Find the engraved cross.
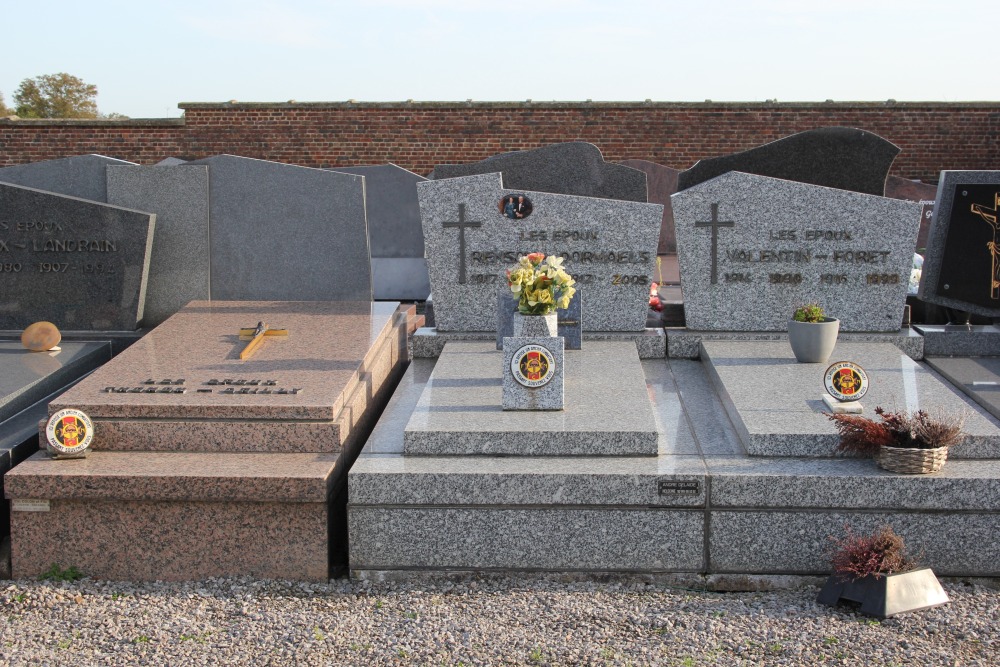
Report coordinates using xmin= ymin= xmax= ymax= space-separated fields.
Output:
xmin=443 ymin=203 xmax=483 ymax=284
xmin=695 ymin=203 xmax=735 ymax=285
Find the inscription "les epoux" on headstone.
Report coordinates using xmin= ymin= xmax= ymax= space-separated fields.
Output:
xmin=0 ymin=182 xmax=155 ymax=331
xmin=672 ymin=172 xmax=921 ymax=332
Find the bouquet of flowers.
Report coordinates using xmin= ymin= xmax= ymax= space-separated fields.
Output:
xmin=506 ymin=253 xmax=577 ymax=315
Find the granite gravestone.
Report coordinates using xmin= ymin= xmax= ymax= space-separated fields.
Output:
xmin=672 ymin=172 xmax=921 ymax=332
xmin=331 ymin=164 xmax=429 ymax=300
xmin=107 ymin=165 xmax=210 ymax=327
xmin=432 ymin=142 xmax=648 ymax=203
xmin=7 ymin=300 xmax=413 ymax=581
xmin=677 ymin=127 xmax=900 ymax=197
xmin=0 ymin=154 xmax=136 ymax=202
xmin=418 ymin=173 xmax=662 ymax=332
xmin=918 ymin=171 xmax=1000 ymax=317
xmin=185 ymin=155 xmax=372 ymax=301
xmin=620 ymin=159 xmax=680 ymax=254
xmin=885 ymin=176 xmax=937 ymax=252
xmin=0 ymin=183 xmax=155 ymax=330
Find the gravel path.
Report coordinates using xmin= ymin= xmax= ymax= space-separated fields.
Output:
xmin=0 ymin=576 xmax=996 ymax=666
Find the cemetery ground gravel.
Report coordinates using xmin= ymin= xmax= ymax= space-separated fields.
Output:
xmin=0 ymin=577 xmax=996 ymax=666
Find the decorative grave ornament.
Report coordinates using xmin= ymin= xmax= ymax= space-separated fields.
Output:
xmin=45 ymin=408 xmax=94 ymax=459
xmin=502 ymin=337 xmax=564 ymax=410
xmin=822 ymin=361 xmax=869 ymax=413
xmin=238 ymin=321 xmax=289 ymax=360
xmin=21 ymin=321 xmax=61 ymax=352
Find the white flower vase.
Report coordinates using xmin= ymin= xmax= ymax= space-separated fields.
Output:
xmin=513 ymin=312 xmax=558 ymax=338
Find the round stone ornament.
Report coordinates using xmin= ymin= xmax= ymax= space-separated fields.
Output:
xmin=510 ymin=344 xmax=556 ymax=388
xmin=21 ymin=321 xmax=61 ymax=352
xmin=45 ymin=409 xmax=94 ymax=456
xmin=824 ymin=361 xmax=869 ymax=402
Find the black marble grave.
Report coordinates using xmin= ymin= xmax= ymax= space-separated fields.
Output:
xmin=676 ymin=127 xmax=900 ymax=196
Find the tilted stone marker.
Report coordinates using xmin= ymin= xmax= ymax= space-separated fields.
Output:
xmin=918 ymin=171 xmax=1000 ymax=317
xmin=419 ymin=173 xmax=662 ymax=332
xmin=677 ymin=127 xmax=900 ymax=197
xmin=106 ymin=165 xmax=210 ymax=327
xmin=186 ymin=155 xmax=372 ymax=301
xmin=332 ymin=164 xmax=429 ymax=301
xmin=0 ymin=182 xmax=155 ymax=331
xmin=620 ymin=159 xmax=680 ymax=254
xmin=432 ymin=142 xmax=648 ymax=203
xmin=0 ymin=154 xmax=136 ymax=202
xmin=672 ymin=172 xmax=921 ymax=332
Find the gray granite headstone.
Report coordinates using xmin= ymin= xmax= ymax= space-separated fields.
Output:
xmin=677 ymin=127 xmax=900 ymax=197
xmin=106 ymin=165 xmax=210 ymax=327
xmin=0 ymin=182 xmax=155 ymax=330
xmin=432 ymin=142 xmax=648 ymax=203
xmin=419 ymin=173 xmax=662 ymax=332
xmin=496 ymin=287 xmax=582 ymax=350
xmin=331 ymin=164 xmax=429 ymax=300
xmin=620 ymin=159 xmax=680 ymax=254
xmin=156 ymin=158 xmax=188 ymax=166
xmin=186 ymin=155 xmax=372 ymax=301
xmin=0 ymin=154 xmax=136 ymax=202
xmin=918 ymin=171 xmax=1000 ymax=317
xmin=672 ymin=172 xmax=921 ymax=332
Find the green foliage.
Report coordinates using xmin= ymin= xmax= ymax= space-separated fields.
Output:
xmin=792 ymin=303 xmax=826 ymax=323
xmin=38 ymin=563 xmax=83 ymax=582
xmin=14 ymin=73 xmax=99 ymax=119
xmin=0 ymin=91 xmax=13 ymax=117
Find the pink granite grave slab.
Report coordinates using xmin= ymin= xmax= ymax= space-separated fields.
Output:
xmin=44 ymin=301 xmax=404 ymax=452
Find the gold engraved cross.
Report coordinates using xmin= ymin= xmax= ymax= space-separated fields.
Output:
xmin=970 ymin=192 xmax=1000 ymax=300
xmin=238 ymin=321 xmax=288 ymax=360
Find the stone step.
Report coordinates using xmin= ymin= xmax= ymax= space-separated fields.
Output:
xmin=701 ymin=340 xmax=1000 ymax=458
xmin=5 ymin=450 xmax=338 ymax=581
xmin=41 ymin=303 xmax=414 ymax=453
xmin=402 ymin=342 xmax=659 ymax=456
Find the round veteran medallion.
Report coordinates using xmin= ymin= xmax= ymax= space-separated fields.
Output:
xmin=45 ymin=409 xmax=94 ymax=455
xmin=510 ymin=344 xmax=556 ymax=388
xmin=824 ymin=361 xmax=869 ymax=402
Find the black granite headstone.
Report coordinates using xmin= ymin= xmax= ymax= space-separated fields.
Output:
xmin=919 ymin=171 xmax=1000 ymax=317
xmin=676 ymin=127 xmax=900 ymax=196
xmin=0 ymin=183 xmax=155 ymax=330
xmin=432 ymin=142 xmax=648 ymax=203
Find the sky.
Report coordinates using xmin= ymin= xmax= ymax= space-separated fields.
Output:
xmin=2 ymin=0 xmax=997 ymax=119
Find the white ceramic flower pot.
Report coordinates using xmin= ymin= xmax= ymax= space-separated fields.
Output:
xmin=513 ymin=312 xmax=558 ymax=338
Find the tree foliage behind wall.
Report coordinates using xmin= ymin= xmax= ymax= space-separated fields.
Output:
xmin=13 ymin=73 xmax=100 ymax=119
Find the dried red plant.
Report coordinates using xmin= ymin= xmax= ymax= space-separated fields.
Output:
xmin=828 ymin=524 xmax=919 ymax=581
xmin=827 ymin=406 xmax=965 ymax=456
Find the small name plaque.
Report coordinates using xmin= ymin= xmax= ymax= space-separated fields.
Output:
xmin=657 ymin=480 xmax=700 ymax=496
xmin=12 ymin=499 xmax=51 ymax=512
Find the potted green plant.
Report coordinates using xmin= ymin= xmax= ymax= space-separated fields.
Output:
xmin=787 ymin=303 xmax=839 ymax=363
xmin=506 ymin=253 xmax=576 ymax=337
xmin=817 ymin=524 xmax=949 ymax=618
xmin=827 ymin=406 xmax=966 ymax=473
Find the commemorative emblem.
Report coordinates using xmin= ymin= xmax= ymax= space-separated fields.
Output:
xmin=824 ymin=361 xmax=869 ymax=402
xmin=510 ymin=344 xmax=556 ymax=388
xmin=45 ymin=409 xmax=95 ymax=458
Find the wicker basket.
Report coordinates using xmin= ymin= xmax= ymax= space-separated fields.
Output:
xmin=877 ymin=445 xmax=949 ymax=474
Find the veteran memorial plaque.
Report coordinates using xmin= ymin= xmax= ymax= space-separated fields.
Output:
xmin=418 ymin=173 xmax=662 ymax=332
xmin=0 ymin=182 xmax=155 ymax=331
xmin=672 ymin=172 xmax=921 ymax=332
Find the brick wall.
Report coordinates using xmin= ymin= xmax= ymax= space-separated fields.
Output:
xmin=2 ymin=101 xmax=998 ymax=184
